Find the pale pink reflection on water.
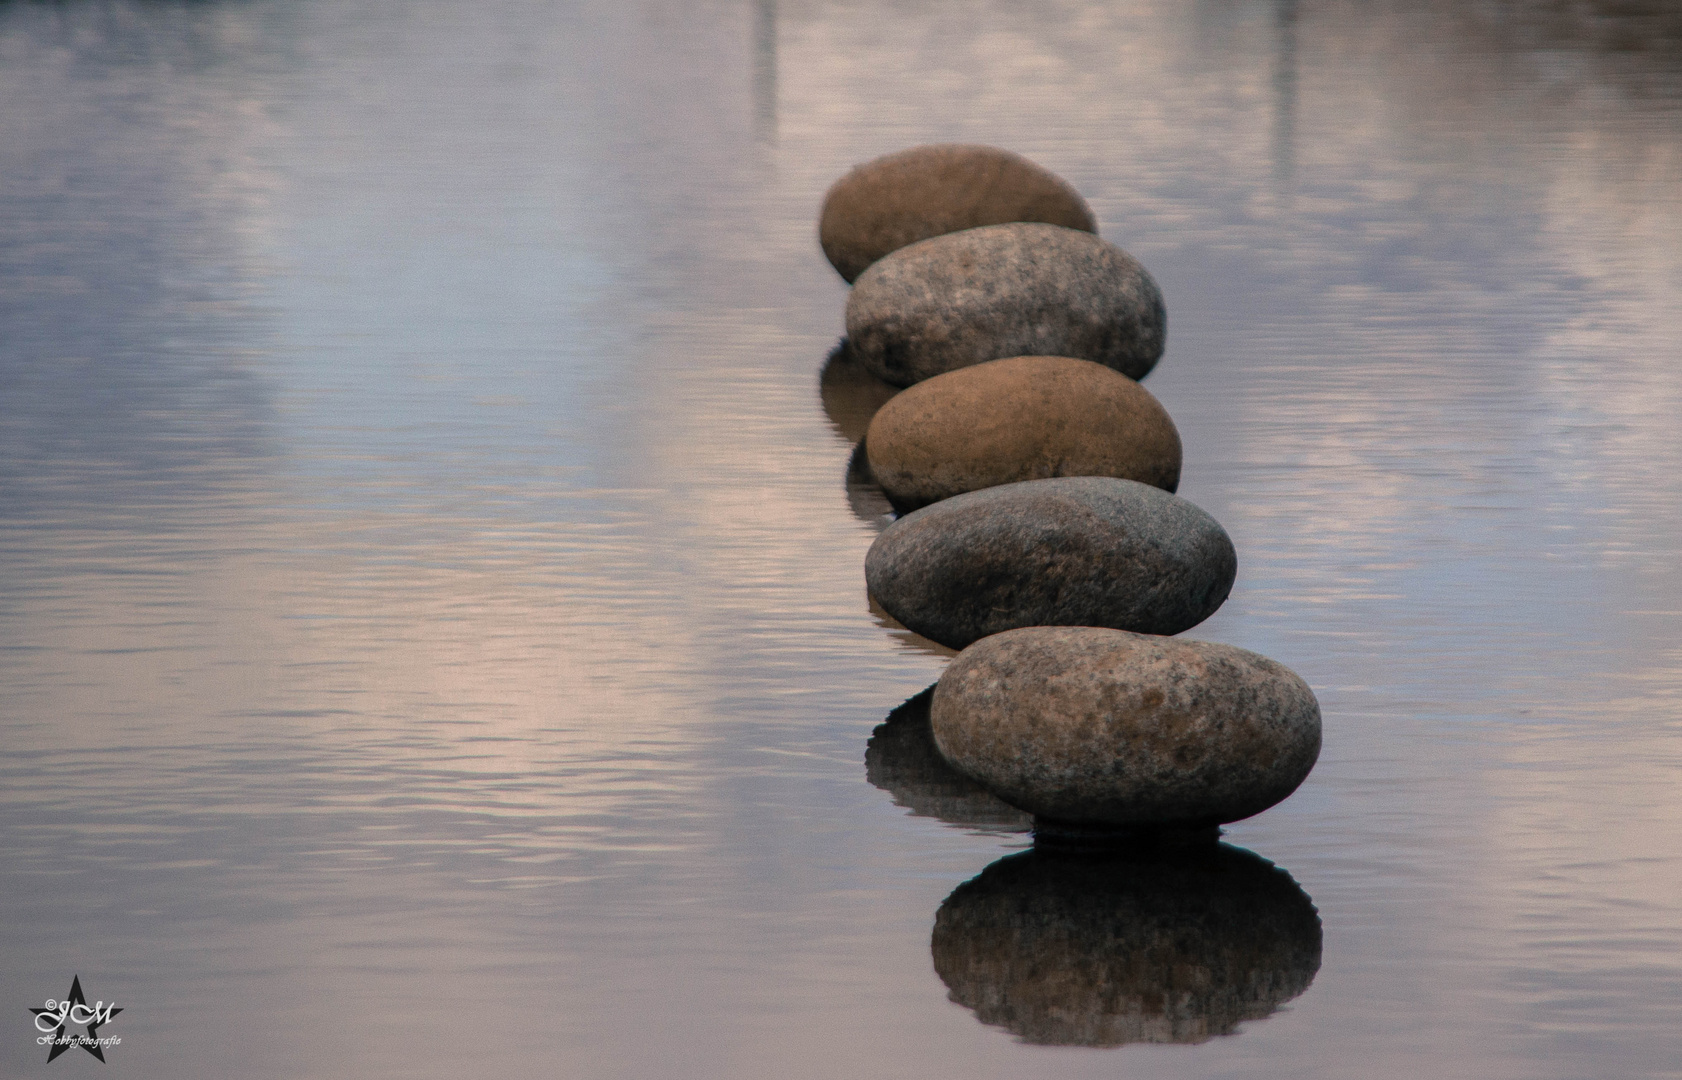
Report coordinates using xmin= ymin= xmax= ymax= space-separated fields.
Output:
xmin=2 ymin=1 xmax=1681 ymax=1077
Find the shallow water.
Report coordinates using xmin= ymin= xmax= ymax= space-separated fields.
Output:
xmin=3 ymin=0 xmax=1682 ymax=1076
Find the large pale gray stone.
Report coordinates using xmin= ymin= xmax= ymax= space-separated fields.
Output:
xmin=931 ymin=627 xmax=1322 ymax=828
xmin=864 ymin=354 xmax=1181 ymax=512
xmin=846 ymin=222 xmax=1165 ymax=388
xmin=864 ymin=476 xmax=1234 ymax=650
xmin=931 ymin=846 xmax=1321 ymax=1046
xmin=819 ymin=144 xmax=1096 ymax=283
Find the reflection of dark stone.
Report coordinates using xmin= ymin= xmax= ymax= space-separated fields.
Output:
xmin=865 ymin=593 xmax=956 ymax=659
xmin=865 ymin=476 xmax=1236 ymax=650
xmin=845 ymin=442 xmax=895 ymax=531
xmin=865 ymin=687 xmax=1032 ymax=834
xmin=819 ymin=340 xmax=901 ymax=444
xmin=932 ymin=845 xmax=1321 ymax=1047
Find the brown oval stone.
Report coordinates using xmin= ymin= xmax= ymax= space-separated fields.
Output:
xmin=931 ymin=627 xmax=1321 ymax=828
xmin=819 ymin=144 xmax=1096 ymax=283
xmin=864 ymin=355 xmax=1181 ymax=512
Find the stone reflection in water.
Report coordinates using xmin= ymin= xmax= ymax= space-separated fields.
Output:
xmin=822 ymin=342 xmax=900 ymax=529
xmin=846 ymin=443 xmax=895 ymax=530
xmin=865 ymin=686 xmax=1032 ymax=834
xmin=820 ymin=341 xmax=901 ymax=444
xmin=932 ymin=845 xmax=1321 ymax=1047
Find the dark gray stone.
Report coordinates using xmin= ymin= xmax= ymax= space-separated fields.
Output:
xmin=845 ymin=222 xmax=1166 ymax=388
xmin=865 ymin=687 xmax=1033 ymax=834
xmin=931 ymin=627 xmax=1322 ymax=828
xmin=819 ymin=144 xmax=1096 ymax=283
xmin=932 ymin=845 xmax=1321 ymax=1046
xmin=864 ymin=476 xmax=1235 ymax=649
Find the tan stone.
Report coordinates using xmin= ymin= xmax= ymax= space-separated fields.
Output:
xmin=819 ymin=144 xmax=1096 ymax=283
xmin=863 ymin=355 xmax=1180 ymax=512
xmin=931 ymin=627 xmax=1321 ymax=828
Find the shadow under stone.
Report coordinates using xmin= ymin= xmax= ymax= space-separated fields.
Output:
xmin=845 ymin=442 xmax=895 ymax=531
xmin=864 ymin=592 xmax=955 ymax=659
xmin=819 ymin=338 xmax=899 ymax=444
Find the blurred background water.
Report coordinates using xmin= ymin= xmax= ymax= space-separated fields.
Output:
xmin=2 ymin=0 xmax=1681 ymax=1076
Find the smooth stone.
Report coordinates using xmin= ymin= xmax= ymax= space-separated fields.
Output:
xmin=846 ymin=222 xmax=1165 ymax=388
xmin=819 ymin=144 xmax=1096 ymax=283
xmin=864 ymin=355 xmax=1181 ymax=512
xmin=864 ymin=476 xmax=1235 ymax=650
xmin=864 ymin=687 xmax=1032 ymax=835
xmin=931 ymin=845 xmax=1321 ymax=1046
xmin=931 ymin=627 xmax=1322 ymax=828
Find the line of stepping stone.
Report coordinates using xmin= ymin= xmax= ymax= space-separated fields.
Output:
xmin=820 ymin=144 xmax=1321 ymax=847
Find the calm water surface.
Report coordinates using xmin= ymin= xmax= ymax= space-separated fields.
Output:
xmin=3 ymin=1 xmax=1682 ymax=1076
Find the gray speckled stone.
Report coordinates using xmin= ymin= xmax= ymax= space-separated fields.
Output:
xmin=864 ymin=476 xmax=1234 ymax=649
xmin=931 ymin=627 xmax=1322 ymax=828
xmin=931 ymin=845 xmax=1321 ymax=1046
xmin=846 ymin=223 xmax=1165 ymax=388
xmin=819 ymin=144 xmax=1096 ymax=284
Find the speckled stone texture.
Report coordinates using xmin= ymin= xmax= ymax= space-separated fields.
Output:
xmin=864 ymin=686 xmax=1032 ymax=834
xmin=845 ymin=222 xmax=1165 ymax=388
xmin=818 ymin=144 xmax=1096 ymax=283
xmin=864 ymin=355 xmax=1181 ymax=512
xmin=864 ymin=477 xmax=1235 ymax=649
xmin=931 ymin=846 xmax=1321 ymax=1046
xmin=931 ymin=627 xmax=1322 ymax=828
